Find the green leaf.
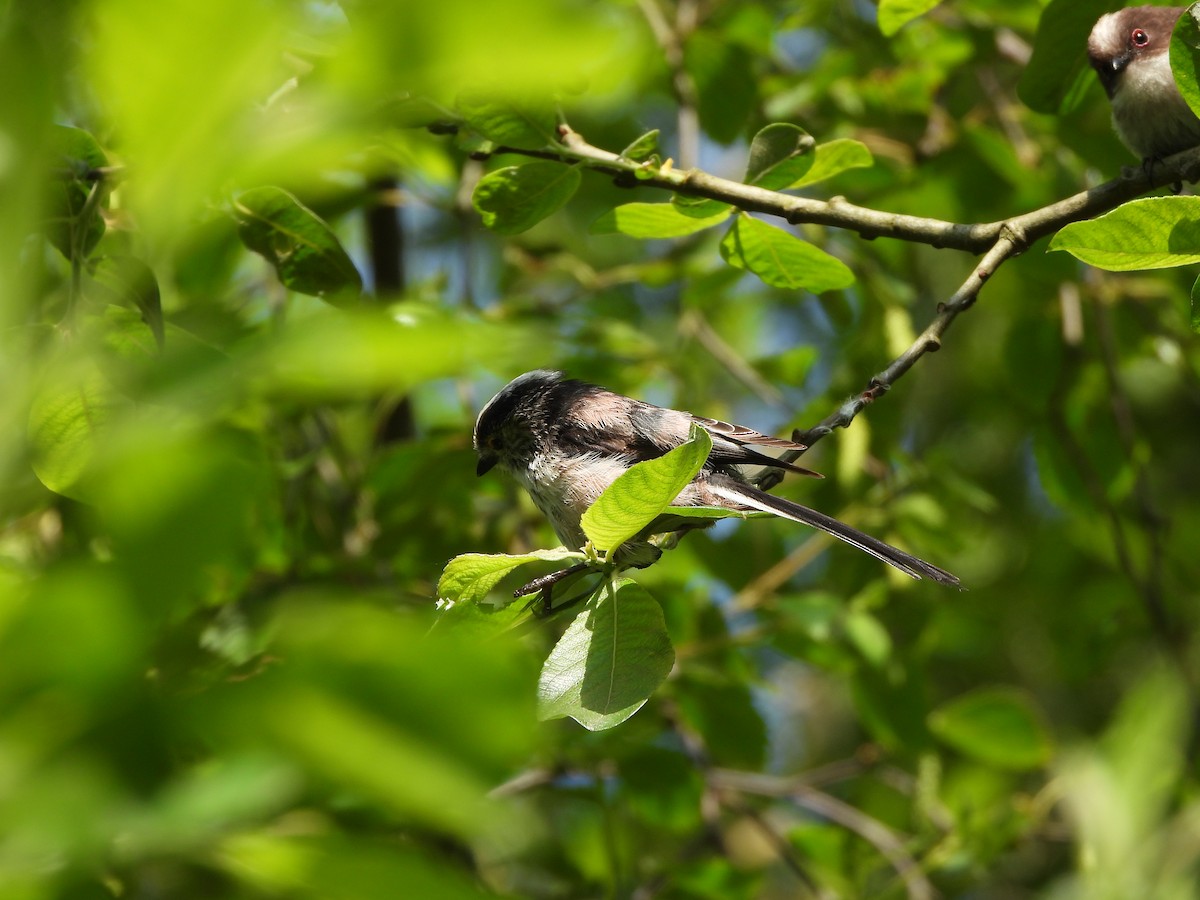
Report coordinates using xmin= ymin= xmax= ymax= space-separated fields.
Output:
xmin=537 ymin=579 xmax=675 ymax=730
xmin=233 ymin=187 xmax=363 ymax=299
xmin=471 ymin=163 xmax=580 ymax=235
xmin=91 ymin=255 xmax=164 ymax=350
xmin=928 ymin=687 xmax=1053 ymax=771
xmin=581 ymin=425 xmax=713 ymax=552
xmin=1018 ymin=0 xmax=1115 ymax=114
xmin=46 ymin=125 xmax=109 ymax=260
xmin=1048 ymin=197 xmax=1200 ymax=270
xmin=456 ymin=91 xmax=558 ymax=150
xmin=621 ymin=129 xmax=660 ymax=161
xmin=684 ymin=30 xmax=756 ymax=144
xmin=744 ymin=123 xmax=815 ymax=191
xmin=266 ymin=686 xmax=501 ymax=835
xmin=877 ymin=0 xmax=944 ymax=36
xmin=437 ymin=548 xmax=586 ymax=605
xmin=843 ymin=609 xmax=892 ymax=667
xmin=28 ymin=366 xmax=128 ymax=500
xmin=719 ymin=215 xmax=855 ymax=292
xmin=1170 ymin=5 xmax=1200 ymax=120
xmin=590 ymin=202 xmax=731 ymax=238
xmin=1191 ymin=274 xmax=1200 ymax=333
xmin=788 ymin=139 xmax=874 ymax=188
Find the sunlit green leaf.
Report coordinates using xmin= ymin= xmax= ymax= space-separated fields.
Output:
xmin=28 ymin=366 xmax=127 ymax=500
xmin=437 ymin=548 xmax=586 ymax=605
xmin=1049 ymin=197 xmax=1200 ymax=270
xmin=581 ymin=425 xmax=712 ymax=552
xmin=621 ymin=129 xmax=660 ymax=161
xmin=719 ymin=215 xmax=855 ymax=291
xmin=590 ymin=202 xmax=731 ymax=238
xmin=929 ymin=687 xmax=1053 ymax=770
xmin=472 ymin=163 xmax=580 ymax=235
xmin=537 ymin=579 xmax=674 ymax=730
xmin=257 ymin=306 xmax=548 ymax=399
xmin=233 ymin=187 xmax=362 ymax=299
xmin=878 ymin=0 xmax=944 ymax=36
xmin=788 ymin=139 xmax=874 ymax=188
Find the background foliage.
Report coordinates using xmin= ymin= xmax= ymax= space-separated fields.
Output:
xmin=3 ymin=0 xmax=1199 ymax=896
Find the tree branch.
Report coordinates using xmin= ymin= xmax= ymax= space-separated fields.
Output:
xmin=496 ymin=128 xmax=1200 ymax=252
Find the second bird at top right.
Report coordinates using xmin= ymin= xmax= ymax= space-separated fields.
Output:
xmin=1088 ymin=5 xmax=1200 ymax=161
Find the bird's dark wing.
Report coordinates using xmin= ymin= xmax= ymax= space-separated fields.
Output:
xmin=691 ymin=414 xmax=821 ymax=478
xmin=554 ymin=385 xmax=696 ymax=460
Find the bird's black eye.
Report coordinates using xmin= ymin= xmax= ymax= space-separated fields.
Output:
xmin=1131 ymin=28 xmax=1150 ymax=48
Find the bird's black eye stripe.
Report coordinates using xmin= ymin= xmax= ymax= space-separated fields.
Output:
xmin=1131 ymin=28 xmax=1149 ymax=48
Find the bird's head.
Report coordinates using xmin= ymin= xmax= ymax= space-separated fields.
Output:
xmin=473 ymin=369 xmax=564 ymax=476
xmin=1088 ymin=5 xmax=1183 ymax=98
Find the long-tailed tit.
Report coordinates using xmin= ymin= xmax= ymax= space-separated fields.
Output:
xmin=473 ymin=370 xmax=959 ymax=586
xmin=1088 ymin=5 xmax=1200 ymax=160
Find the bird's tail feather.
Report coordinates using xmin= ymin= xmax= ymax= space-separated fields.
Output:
xmin=707 ymin=477 xmax=961 ymax=587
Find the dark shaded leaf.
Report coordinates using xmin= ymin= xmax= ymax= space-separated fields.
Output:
xmin=929 ymin=687 xmax=1054 ymax=770
xmin=46 ymin=125 xmax=109 ymax=260
xmin=744 ymin=123 xmax=814 ymax=190
xmin=1018 ymin=0 xmax=1117 ymax=114
xmin=233 ymin=187 xmax=362 ymax=299
xmin=684 ymin=30 xmax=756 ymax=144
xmin=1170 ymin=5 xmax=1200 ymax=120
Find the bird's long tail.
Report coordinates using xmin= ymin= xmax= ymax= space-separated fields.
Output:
xmin=707 ymin=475 xmax=961 ymax=587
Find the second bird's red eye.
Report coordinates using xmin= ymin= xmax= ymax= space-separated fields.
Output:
xmin=1131 ymin=28 xmax=1150 ymax=47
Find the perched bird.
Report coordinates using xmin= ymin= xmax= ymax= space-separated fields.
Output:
xmin=1087 ymin=5 xmax=1200 ymax=160
xmin=473 ymin=370 xmax=959 ymax=586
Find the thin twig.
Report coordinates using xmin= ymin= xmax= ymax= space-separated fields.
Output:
xmin=636 ymin=0 xmax=701 ymax=169
xmin=1090 ymin=295 xmax=1171 ymax=639
xmin=678 ymin=308 xmax=784 ymax=406
xmin=710 ymin=769 xmax=937 ymax=900
xmin=761 ymin=231 xmax=1025 ymax=481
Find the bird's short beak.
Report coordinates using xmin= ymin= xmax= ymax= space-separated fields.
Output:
xmin=476 ymin=454 xmax=498 ymax=477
